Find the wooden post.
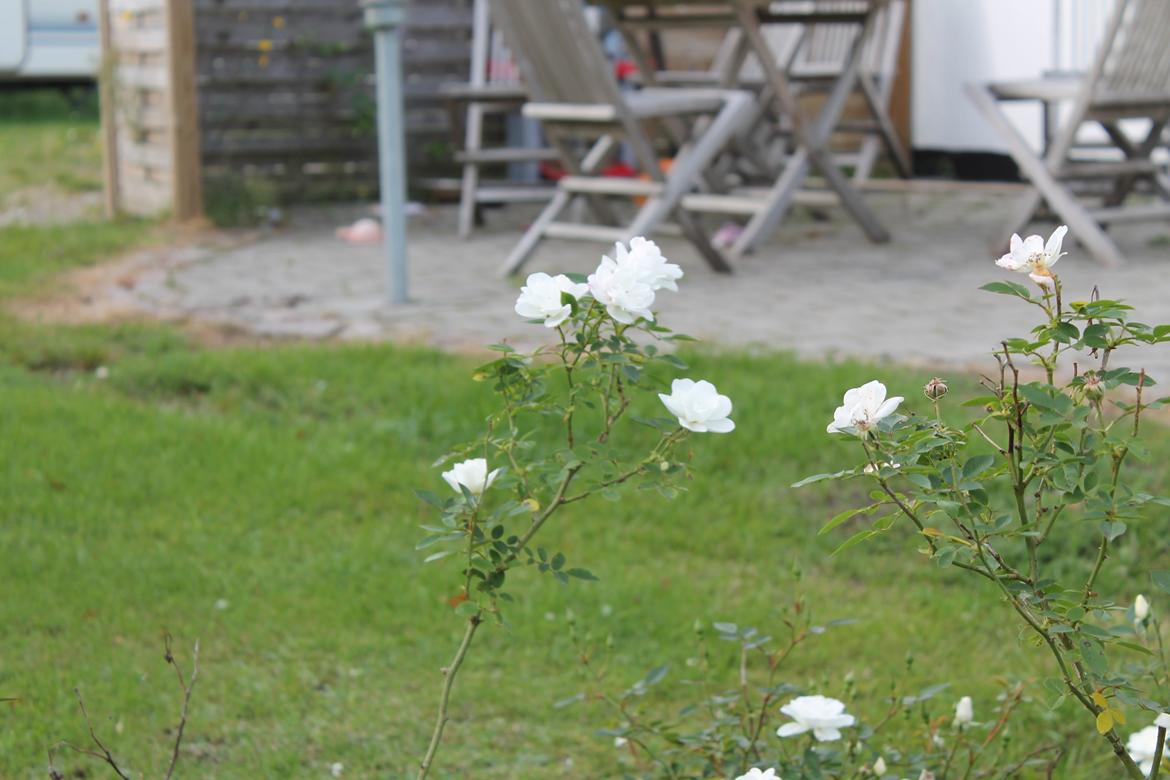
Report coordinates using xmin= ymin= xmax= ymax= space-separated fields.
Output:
xmin=97 ymin=0 xmax=121 ymax=219
xmin=889 ymin=0 xmax=913 ymax=168
xmin=166 ymin=0 xmax=202 ymax=222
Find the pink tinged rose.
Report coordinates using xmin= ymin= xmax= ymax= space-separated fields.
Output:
xmin=776 ymin=695 xmax=856 ymax=742
xmin=827 ymin=380 xmax=903 ymax=435
xmin=658 ymin=378 xmax=735 ymax=433
xmin=514 ymin=272 xmax=589 ymax=328
xmin=995 ymin=225 xmax=1067 ymax=286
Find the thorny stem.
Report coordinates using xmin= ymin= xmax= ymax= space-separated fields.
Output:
xmin=1151 ymin=726 xmax=1166 ymax=780
xmin=416 ymin=612 xmax=482 ymax=780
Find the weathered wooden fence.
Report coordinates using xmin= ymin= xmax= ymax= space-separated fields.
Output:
xmin=99 ymin=0 xmax=202 ymax=219
xmin=100 ymin=0 xmax=472 ymax=218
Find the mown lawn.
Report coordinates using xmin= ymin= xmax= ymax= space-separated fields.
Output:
xmin=2 ymin=94 xmax=1169 ymax=780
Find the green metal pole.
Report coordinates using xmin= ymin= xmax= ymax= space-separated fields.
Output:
xmin=363 ymin=0 xmax=410 ymax=304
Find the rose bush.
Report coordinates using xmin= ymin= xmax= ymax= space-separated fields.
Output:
xmin=413 ymin=238 xmax=732 ymax=778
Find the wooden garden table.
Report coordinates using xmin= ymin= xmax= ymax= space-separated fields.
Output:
xmin=595 ymin=0 xmax=892 ymax=256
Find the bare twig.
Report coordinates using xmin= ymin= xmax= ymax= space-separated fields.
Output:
xmin=50 ymin=636 xmax=199 ymax=780
xmin=52 ymin=689 xmax=132 ymax=780
xmin=164 ymin=635 xmax=199 ymax=780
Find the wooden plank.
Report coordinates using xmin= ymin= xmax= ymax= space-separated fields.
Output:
xmin=118 ymin=138 xmax=173 ymax=170
xmin=112 ymin=27 xmax=167 ymax=53
xmin=889 ymin=0 xmax=911 ymax=157
xmin=116 ymin=63 xmax=169 ymax=90
xmin=544 ymin=222 xmax=629 ymax=241
xmin=110 ymin=0 xmax=166 ymax=12
xmin=99 ymin=0 xmax=123 ymax=218
xmin=168 ymin=0 xmax=204 ymax=221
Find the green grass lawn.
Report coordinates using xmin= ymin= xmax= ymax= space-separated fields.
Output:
xmin=0 ymin=89 xmax=104 ymax=197
xmin=2 ymin=92 xmax=1169 ymax=780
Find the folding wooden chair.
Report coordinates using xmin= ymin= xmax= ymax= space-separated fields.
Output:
xmin=490 ymin=0 xmax=754 ymax=276
xmin=438 ymin=0 xmax=557 ymax=238
xmin=968 ymin=0 xmax=1170 ymax=267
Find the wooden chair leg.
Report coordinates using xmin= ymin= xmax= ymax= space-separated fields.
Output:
xmin=498 ymin=189 xmax=572 ymax=277
xmin=673 ymin=208 xmax=733 ymax=273
xmin=858 ymin=74 xmax=911 ymax=179
xmin=457 ymin=160 xmax=481 ymax=239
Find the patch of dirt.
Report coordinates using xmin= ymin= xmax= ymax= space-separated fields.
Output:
xmin=4 ymin=220 xmax=277 ymax=349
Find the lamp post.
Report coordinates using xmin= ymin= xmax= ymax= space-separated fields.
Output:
xmin=363 ymin=0 xmax=410 ymax=304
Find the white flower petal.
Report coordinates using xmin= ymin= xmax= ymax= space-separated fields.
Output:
xmin=1045 ymin=225 xmax=1068 ymax=261
xmin=777 ymin=722 xmax=809 ymax=738
xmin=705 ymin=417 xmax=735 ymax=433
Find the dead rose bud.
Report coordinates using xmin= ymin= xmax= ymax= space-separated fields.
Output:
xmin=1082 ymin=372 xmax=1103 ymax=398
xmin=923 ymin=377 xmax=948 ymax=400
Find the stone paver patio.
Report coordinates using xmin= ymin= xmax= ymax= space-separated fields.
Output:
xmin=81 ymin=185 xmax=1170 ymax=376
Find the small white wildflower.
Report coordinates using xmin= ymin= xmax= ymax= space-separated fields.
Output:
xmin=330 ymin=762 xmax=343 ymax=777
xmin=954 ymin=696 xmax=974 ymax=726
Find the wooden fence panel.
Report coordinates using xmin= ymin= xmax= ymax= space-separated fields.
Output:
xmin=195 ymin=0 xmax=471 ymax=203
xmin=102 ymin=0 xmax=471 ymax=217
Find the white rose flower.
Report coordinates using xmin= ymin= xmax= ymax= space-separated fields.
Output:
xmin=735 ymin=769 xmax=780 ymax=780
xmin=658 ymin=378 xmax=735 ymax=433
xmin=1136 ymin=594 xmax=1151 ymax=622
xmin=827 ymin=380 xmax=904 ymax=436
xmin=1128 ymin=725 xmax=1163 ymax=775
xmin=776 ymin=694 xmax=856 ymax=742
xmin=587 ymin=256 xmax=656 ymax=324
xmin=514 ymin=272 xmax=589 ymax=328
xmin=615 ymin=236 xmax=683 ymax=292
xmin=873 ymin=756 xmax=887 ymax=776
xmin=440 ymin=458 xmax=500 ymax=497
xmin=996 ymin=225 xmax=1067 ymax=286
xmin=954 ymin=696 xmax=974 ymax=726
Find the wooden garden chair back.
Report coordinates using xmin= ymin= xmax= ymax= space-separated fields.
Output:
xmin=490 ymin=0 xmax=755 ymax=275
xmin=438 ymin=0 xmax=557 ymax=238
xmin=968 ymin=0 xmax=1170 ymax=267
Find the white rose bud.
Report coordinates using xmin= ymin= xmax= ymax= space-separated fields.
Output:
xmin=873 ymin=756 xmax=887 ymax=775
xmin=1135 ymin=594 xmax=1151 ymax=623
xmin=954 ymin=696 xmax=974 ymax=726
